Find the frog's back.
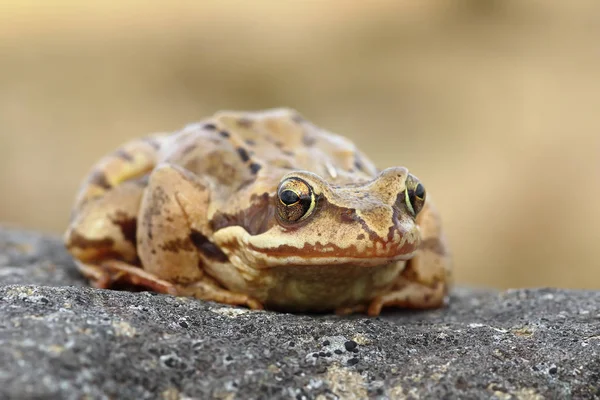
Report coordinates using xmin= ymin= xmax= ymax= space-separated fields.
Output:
xmin=161 ymin=108 xmax=379 ymax=189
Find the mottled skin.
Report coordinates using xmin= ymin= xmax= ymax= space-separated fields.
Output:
xmin=64 ymin=108 xmax=452 ymax=315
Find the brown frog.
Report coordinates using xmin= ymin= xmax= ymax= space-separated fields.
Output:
xmin=64 ymin=108 xmax=451 ymax=316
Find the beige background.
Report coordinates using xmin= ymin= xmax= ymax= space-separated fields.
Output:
xmin=1 ymin=0 xmax=599 ymax=290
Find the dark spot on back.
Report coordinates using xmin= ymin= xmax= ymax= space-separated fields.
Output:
xmin=237 ymin=118 xmax=253 ymax=128
xmin=219 ymin=130 xmax=230 ymax=138
xmin=236 ymin=178 xmax=257 ymax=192
xmin=245 ymin=139 xmax=256 ymax=146
xmin=357 ymin=233 xmax=365 ymax=240
xmin=274 ymin=141 xmax=284 ymax=148
xmin=291 ymin=113 xmax=305 ymax=124
xmin=283 ymin=150 xmax=294 ymax=157
xmin=189 ymin=229 xmax=228 ymax=262
xmin=110 ymin=212 xmax=137 ymax=245
xmin=115 ymin=149 xmax=134 ymax=162
xmin=237 ymin=147 xmax=250 ymax=163
xmin=249 ymin=162 xmax=262 ymax=174
xmin=303 ymin=135 xmax=317 ymax=146
xmin=89 ymin=170 xmax=111 ymax=190
xmin=142 ymin=137 xmax=160 ymax=150
xmin=203 ymin=123 xmax=217 ymax=130
xmin=181 ymin=143 xmax=197 ymax=157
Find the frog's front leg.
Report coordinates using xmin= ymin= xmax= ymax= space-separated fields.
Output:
xmin=135 ymin=163 xmax=264 ymax=310
xmin=366 ymin=201 xmax=452 ymax=316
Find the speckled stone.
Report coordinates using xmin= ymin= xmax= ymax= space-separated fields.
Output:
xmin=0 ymin=226 xmax=599 ymax=399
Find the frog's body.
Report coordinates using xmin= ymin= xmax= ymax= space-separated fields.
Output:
xmin=64 ymin=108 xmax=451 ymax=315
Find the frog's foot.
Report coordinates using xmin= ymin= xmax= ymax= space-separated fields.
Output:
xmin=76 ymin=261 xmax=114 ymax=289
xmin=335 ymin=304 xmax=368 ymax=316
xmin=174 ymin=275 xmax=264 ymax=311
xmin=76 ymin=260 xmax=263 ymax=310
xmin=366 ymin=278 xmax=446 ymax=316
xmin=75 ymin=259 xmax=175 ymax=293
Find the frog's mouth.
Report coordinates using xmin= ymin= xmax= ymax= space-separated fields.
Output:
xmin=213 ymin=225 xmax=420 ymax=268
xmin=245 ymin=238 xmax=419 ymax=268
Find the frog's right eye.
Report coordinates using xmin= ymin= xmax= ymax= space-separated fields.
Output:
xmin=404 ymin=175 xmax=426 ymax=216
xmin=276 ymin=177 xmax=316 ymax=223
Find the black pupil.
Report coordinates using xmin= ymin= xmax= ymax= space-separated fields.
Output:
xmin=280 ymin=190 xmax=300 ymax=205
xmin=415 ymin=183 xmax=425 ymax=199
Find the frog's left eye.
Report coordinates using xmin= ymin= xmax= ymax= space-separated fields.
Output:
xmin=280 ymin=189 xmax=300 ymax=205
xmin=405 ymin=176 xmax=426 ymax=216
xmin=277 ymin=177 xmax=317 ymax=223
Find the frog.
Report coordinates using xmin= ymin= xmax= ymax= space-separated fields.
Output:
xmin=64 ymin=108 xmax=451 ymax=316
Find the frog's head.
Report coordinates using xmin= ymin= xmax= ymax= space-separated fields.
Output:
xmin=213 ymin=167 xmax=426 ymax=268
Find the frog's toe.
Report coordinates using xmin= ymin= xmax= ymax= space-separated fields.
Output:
xmin=75 ymin=261 xmax=114 ymax=289
xmin=246 ymin=298 xmax=265 ymax=310
xmin=335 ymin=304 xmax=368 ymax=316
xmin=367 ymin=280 xmax=446 ymax=316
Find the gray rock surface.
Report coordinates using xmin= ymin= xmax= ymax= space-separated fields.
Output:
xmin=0 ymin=227 xmax=85 ymax=288
xmin=0 ymin=226 xmax=599 ymax=399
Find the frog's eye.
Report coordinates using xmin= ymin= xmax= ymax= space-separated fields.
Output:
xmin=405 ymin=176 xmax=426 ymax=216
xmin=277 ymin=177 xmax=316 ymax=223
xmin=280 ymin=189 xmax=300 ymax=205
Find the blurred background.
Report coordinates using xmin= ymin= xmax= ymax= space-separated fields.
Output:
xmin=1 ymin=0 xmax=599 ymax=290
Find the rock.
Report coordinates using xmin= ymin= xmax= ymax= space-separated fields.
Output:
xmin=0 ymin=226 xmax=599 ymax=399
xmin=0 ymin=227 xmax=85 ymax=287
